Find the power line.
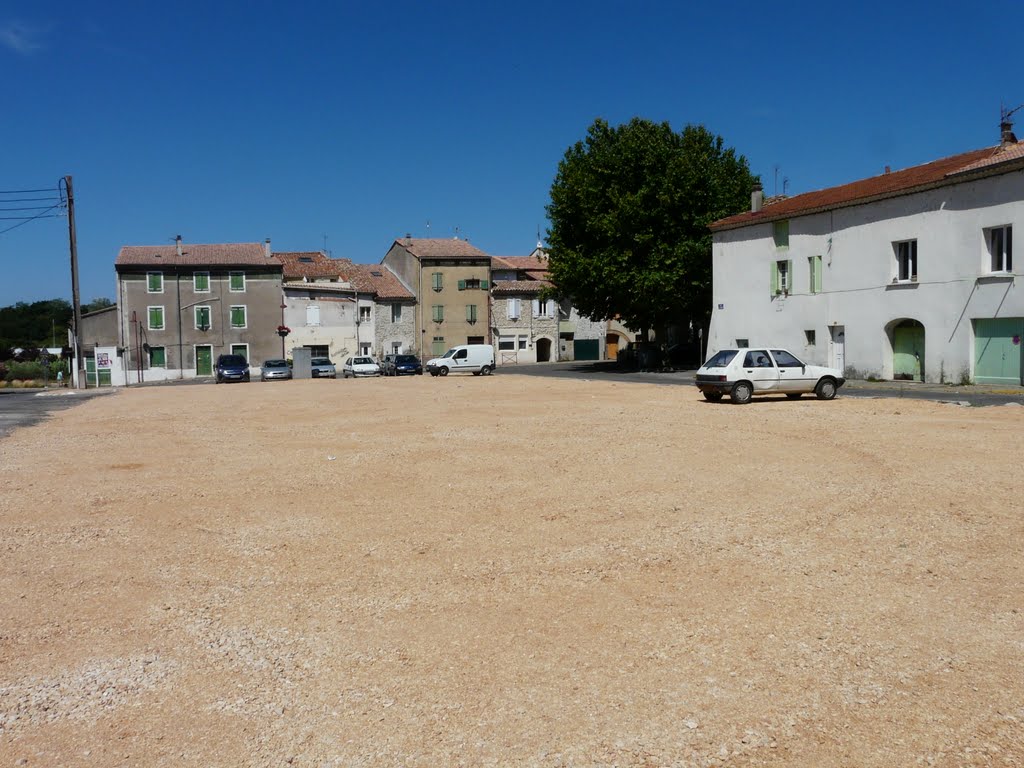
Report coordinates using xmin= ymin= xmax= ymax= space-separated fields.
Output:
xmin=0 ymin=187 xmax=59 ymax=194
xmin=0 ymin=203 xmax=64 ymax=235
xmin=0 ymin=205 xmax=64 ymax=212
xmin=0 ymin=195 xmax=62 ymax=203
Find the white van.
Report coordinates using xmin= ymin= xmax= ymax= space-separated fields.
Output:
xmin=426 ymin=344 xmax=495 ymax=376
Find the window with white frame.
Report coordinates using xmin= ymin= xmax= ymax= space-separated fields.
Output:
xmin=360 ymin=342 xmax=371 ymax=355
xmin=518 ymin=335 xmax=528 ymax=350
xmin=148 ymin=306 xmax=165 ymax=330
xmin=148 ymin=346 xmax=166 ymax=367
xmin=306 ymin=305 xmax=320 ymax=326
xmin=391 ymin=341 xmax=401 ymax=353
xmin=507 ymin=297 xmax=521 ymax=320
xmin=229 ymin=272 xmax=245 ymax=292
xmin=987 ymin=225 xmax=1013 ymax=272
xmin=230 ymin=305 xmax=247 ymax=328
xmin=808 ymin=255 xmax=822 ymax=294
xmin=498 ymin=336 xmax=515 ymax=351
xmin=533 ymin=298 xmax=554 ymax=318
xmin=894 ymin=239 xmax=918 ymax=281
xmin=194 ymin=305 xmax=212 ymax=330
xmin=391 ymin=303 xmax=401 ymax=322
xmin=359 ymin=305 xmax=371 ymax=322
xmin=231 ymin=344 xmax=248 ymax=361
xmin=147 ymin=272 xmax=164 ymax=293
xmin=193 ymin=272 xmax=210 ymax=292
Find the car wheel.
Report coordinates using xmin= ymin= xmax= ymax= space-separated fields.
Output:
xmin=785 ymin=393 xmax=802 ymax=400
xmin=482 ymin=365 xmax=493 ymax=376
xmin=815 ymin=378 xmax=838 ymax=400
xmin=730 ymin=381 xmax=753 ymax=404
xmin=438 ymin=367 xmax=448 ymax=376
xmin=703 ymin=391 xmax=723 ymax=402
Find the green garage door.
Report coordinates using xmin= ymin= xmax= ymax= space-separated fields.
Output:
xmin=574 ymin=339 xmax=600 ymax=361
xmin=974 ymin=318 xmax=1024 ymax=385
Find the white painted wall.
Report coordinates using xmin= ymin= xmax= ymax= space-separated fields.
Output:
xmin=709 ymin=169 xmax=1024 ymax=382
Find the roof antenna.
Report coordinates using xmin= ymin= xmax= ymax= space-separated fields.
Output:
xmin=1000 ymin=102 xmax=1023 ymax=144
xmin=773 ymin=165 xmax=780 ymax=196
xmin=454 ymin=226 xmax=460 ymax=240
xmin=783 ymin=176 xmax=790 ymax=197
xmin=536 ymin=224 xmax=542 ymax=249
xmin=322 ymin=233 xmax=329 ymax=257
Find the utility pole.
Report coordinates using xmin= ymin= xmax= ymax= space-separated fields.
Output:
xmin=65 ymin=175 xmax=85 ymax=389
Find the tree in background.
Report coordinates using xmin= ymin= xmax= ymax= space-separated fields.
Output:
xmin=0 ymin=297 xmax=113 ymax=351
xmin=546 ymin=117 xmax=756 ymax=342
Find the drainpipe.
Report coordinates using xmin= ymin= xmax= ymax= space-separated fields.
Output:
xmin=176 ymin=269 xmax=183 ymax=379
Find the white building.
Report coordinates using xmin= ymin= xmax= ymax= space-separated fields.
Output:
xmin=708 ymin=126 xmax=1024 ymax=385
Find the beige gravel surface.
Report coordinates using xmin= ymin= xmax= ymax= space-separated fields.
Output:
xmin=0 ymin=377 xmax=1022 ymax=767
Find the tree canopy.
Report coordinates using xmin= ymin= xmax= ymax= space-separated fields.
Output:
xmin=0 ymin=297 xmax=113 ymax=351
xmin=546 ymin=117 xmax=756 ymax=336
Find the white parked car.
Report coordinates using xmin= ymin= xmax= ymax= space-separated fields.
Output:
xmin=695 ymin=347 xmax=845 ymax=404
xmin=342 ymin=356 xmax=380 ymax=378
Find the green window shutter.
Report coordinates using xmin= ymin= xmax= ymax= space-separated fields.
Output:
xmin=770 ymin=262 xmax=778 ymax=296
xmin=149 ymin=307 xmax=163 ymax=329
xmin=432 ymin=304 xmax=444 ymax=322
xmin=148 ymin=272 xmax=162 ymax=292
xmin=229 ymin=272 xmax=244 ymax=291
xmin=150 ymin=347 xmax=165 ymax=367
xmin=773 ymin=220 xmax=789 ymax=249
xmin=432 ymin=272 xmax=443 ymax=290
xmin=466 ymin=304 xmax=477 ymax=322
xmin=194 ymin=273 xmax=209 ymax=291
xmin=787 ymin=260 xmax=793 ymax=292
xmin=481 ymin=279 xmax=489 ymax=289
xmin=458 ymin=280 xmax=466 ymax=290
xmin=231 ymin=306 xmax=246 ymax=327
xmin=813 ymin=256 xmax=822 ymax=293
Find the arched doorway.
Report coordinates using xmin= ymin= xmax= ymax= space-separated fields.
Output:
xmin=536 ymin=337 xmax=552 ymax=362
xmin=890 ymin=319 xmax=925 ymax=381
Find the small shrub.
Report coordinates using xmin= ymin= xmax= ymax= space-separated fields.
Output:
xmin=958 ymin=366 xmax=973 ymax=386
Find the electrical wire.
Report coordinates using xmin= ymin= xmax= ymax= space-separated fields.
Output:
xmin=0 ymin=205 xmax=63 ymax=212
xmin=0 ymin=203 xmax=64 ymax=235
xmin=0 ymin=187 xmax=59 ymax=194
xmin=0 ymin=195 xmax=61 ymax=203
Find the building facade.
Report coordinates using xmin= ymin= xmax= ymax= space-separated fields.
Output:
xmin=115 ymin=238 xmax=283 ymax=381
xmin=381 ymin=237 xmax=492 ymax=358
xmin=709 ymin=130 xmax=1024 ymax=385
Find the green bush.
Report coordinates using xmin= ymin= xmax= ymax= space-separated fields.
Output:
xmin=4 ymin=360 xmax=43 ymax=382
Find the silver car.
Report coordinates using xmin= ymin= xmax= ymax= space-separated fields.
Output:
xmin=310 ymin=357 xmax=336 ymax=378
xmin=260 ymin=359 xmax=292 ymax=381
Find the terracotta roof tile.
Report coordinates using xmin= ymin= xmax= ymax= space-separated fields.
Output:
xmin=116 ymin=242 xmax=279 ymax=267
xmin=395 ymin=238 xmax=490 ymax=260
xmin=491 ymin=279 xmax=552 ymax=295
xmin=274 ymin=251 xmax=344 ymax=280
xmin=334 ymin=261 xmax=414 ymax=300
xmin=711 ymin=143 xmax=1020 ymax=231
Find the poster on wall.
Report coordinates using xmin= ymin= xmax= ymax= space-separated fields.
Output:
xmin=97 ymin=352 xmax=111 ymax=367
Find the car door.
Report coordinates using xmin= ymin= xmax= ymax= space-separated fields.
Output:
xmin=770 ymin=349 xmax=810 ymax=392
xmin=741 ymin=349 xmax=779 ymax=392
xmin=453 ymin=348 xmax=469 ymax=370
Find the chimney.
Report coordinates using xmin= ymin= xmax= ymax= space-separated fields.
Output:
xmin=264 ymin=238 xmax=271 ymax=258
xmin=1001 ymin=120 xmax=1017 ymax=146
xmin=751 ymin=181 xmax=764 ymax=213
xmin=175 ymin=235 xmax=182 ymax=257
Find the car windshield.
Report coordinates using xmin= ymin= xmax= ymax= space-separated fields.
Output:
xmin=353 ymin=357 xmax=373 ymax=365
xmin=396 ymin=355 xmax=418 ymax=363
xmin=311 ymin=358 xmax=333 ymax=365
xmin=442 ymin=349 xmax=456 ymax=358
xmin=703 ymin=350 xmax=737 ymax=368
xmin=220 ymin=355 xmax=246 ymax=366
xmin=263 ymin=360 xmax=287 ymax=368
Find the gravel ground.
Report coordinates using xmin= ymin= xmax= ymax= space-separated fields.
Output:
xmin=0 ymin=377 xmax=1022 ymax=767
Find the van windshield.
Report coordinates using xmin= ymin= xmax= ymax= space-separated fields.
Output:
xmin=442 ymin=349 xmax=456 ymax=358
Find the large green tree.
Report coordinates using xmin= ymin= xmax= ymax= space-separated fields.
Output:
xmin=546 ymin=117 xmax=756 ymax=338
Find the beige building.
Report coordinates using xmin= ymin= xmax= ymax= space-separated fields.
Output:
xmin=115 ymin=238 xmax=283 ymax=381
xmin=381 ymin=237 xmax=491 ymax=357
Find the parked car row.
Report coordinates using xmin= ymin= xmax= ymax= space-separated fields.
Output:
xmin=215 ymin=347 xmax=499 ymax=383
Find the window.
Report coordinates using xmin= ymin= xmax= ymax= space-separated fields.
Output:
xmin=194 ymin=305 xmax=211 ymax=330
xmin=229 ymin=272 xmax=245 ymax=292
xmin=148 ymin=306 xmax=164 ymax=330
xmin=359 ymin=342 xmax=371 ymax=355
xmin=230 ymin=305 xmax=247 ymax=328
xmin=459 ymin=278 xmax=483 ymax=290
xmin=771 ymin=260 xmax=791 ymax=295
xmin=773 ymin=220 xmax=789 ymax=249
xmin=148 ymin=346 xmax=166 ymax=367
xmin=808 ymin=255 xmax=822 ymax=294
xmin=770 ymin=349 xmax=803 ymax=367
xmin=231 ymin=344 xmax=248 ymax=361
xmin=744 ymin=350 xmax=773 ymax=367
xmin=467 ymin=336 xmax=485 ymax=345
xmin=432 ymin=304 xmax=444 ymax=322
xmin=432 ymin=336 xmax=446 ymax=355
xmin=988 ymin=225 xmax=1013 ymax=272
xmin=193 ymin=272 xmax=210 ymax=292
xmin=391 ymin=342 xmax=401 ymax=353
xmin=533 ymin=298 xmax=554 ymax=318
xmin=431 ymin=272 xmax=443 ymax=291
xmin=308 ymin=345 xmax=329 ymax=357
xmin=359 ymin=305 xmax=371 ymax=322
xmin=498 ymin=336 xmax=515 ymax=351
xmin=805 ymin=329 xmax=816 ymax=346
xmin=147 ymin=272 xmax=163 ymax=293
xmin=306 ymin=305 xmax=320 ymax=326
xmin=466 ymin=304 xmax=478 ymax=323
xmin=391 ymin=304 xmax=402 ymax=322
xmin=518 ymin=335 xmax=528 ymax=350
xmin=507 ymin=297 xmax=521 ymax=320
xmin=895 ymin=240 xmax=917 ymax=281
xmin=735 ymin=338 xmax=749 ymax=348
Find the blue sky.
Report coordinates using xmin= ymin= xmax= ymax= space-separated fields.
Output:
xmin=2 ymin=0 xmax=1022 ymax=307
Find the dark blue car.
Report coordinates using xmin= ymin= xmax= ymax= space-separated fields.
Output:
xmin=215 ymin=354 xmax=250 ymax=383
xmin=382 ymin=354 xmax=423 ymax=376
